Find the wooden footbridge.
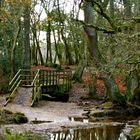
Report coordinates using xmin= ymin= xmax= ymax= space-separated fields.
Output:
xmin=4 ymin=69 xmax=72 ymax=107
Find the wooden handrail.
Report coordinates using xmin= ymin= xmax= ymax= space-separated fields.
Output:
xmin=5 ymin=68 xmax=72 ymax=107
xmin=31 ymin=69 xmax=40 ymax=86
xmin=4 ymin=80 xmax=22 ymax=106
xmin=5 ymin=69 xmax=38 ymax=106
xmin=9 ymin=69 xmax=21 ymax=86
xmin=30 ymin=69 xmax=40 ymax=106
xmin=9 ymin=74 xmax=21 ymax=92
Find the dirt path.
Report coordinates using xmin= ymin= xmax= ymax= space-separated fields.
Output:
xmin=13 ymin=87 xmax=32 ymax=106
xmin=0 ymin=81 xmax=102 ymax=134
xmin=1 ymin=81 xmax=94 ymax=124
xmin=1 ymin=100 xmax=90 ymax=134
xmin=4 ymin=101 xmax=84 ymax=122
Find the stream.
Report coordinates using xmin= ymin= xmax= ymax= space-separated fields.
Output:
xmin=2 ymin=101 xmax=139 ymax=140
xmin=2 ymin=115 xmax=139 ymax=140
xmin=46 ymin=124 xmax=127 ymax=140
xmin=44 ymin=117 xmax=138 ymax=140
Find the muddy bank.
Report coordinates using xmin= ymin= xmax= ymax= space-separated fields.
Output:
xmin=3 ymin=101 xmax=84 ymax=123
xmin=0 ymin=109 xmax=28 ymax=124
xmin=1 ymin=100 xmax=139 ymax=138
xmin=0 ymin=93 xmax=139 ymax=140
xmin=2 ymin=121 xmax=124 ymax=135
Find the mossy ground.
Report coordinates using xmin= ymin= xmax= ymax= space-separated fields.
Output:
xmin=0 ymin=109 xmax=28 ymax=124
xmin=0 ymin=110 xmax=46 ymax=140
xmin=130 ymin=126 xmax=140 ymax=140
xmin=100 ymin=101 xmax=114 ymax=108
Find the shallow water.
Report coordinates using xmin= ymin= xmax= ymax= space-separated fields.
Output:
xmin=45 ymin=116 xmax=138 ymax=140
xmin=47 ymin=124 xmax=128 ymax=140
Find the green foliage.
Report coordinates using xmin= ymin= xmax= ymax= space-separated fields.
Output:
xmin=0 ymin=51 xmax=10 ymax=76
xmin=0 ymin=0 xmax=139 ymax=105
xmin=0 ymin=128 xmax=45 ymax=140
xmin=0 ymin=109 xmax=28 ymax=124
xmin=130 ymin=126 xmax=140 ymax=140
xmin=73 ymin=60 xmax=87 ymax=82
xmin=100 ymin=102 xmax=114 ymax=108
xmin=88 ymin=82 xmax=96 ymax=98
xmin=13 ymin=112 xmax=28 ymax=124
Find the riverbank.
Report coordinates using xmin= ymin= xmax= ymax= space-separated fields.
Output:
xmin=0 ymin=97 xmax=139 ymax=139
xmin=0 ymin=78 xmax=139 ymax=139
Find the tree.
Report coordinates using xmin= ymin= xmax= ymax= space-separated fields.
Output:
xmin=31 ymin=9 xmax=45 ymax=65
xmin=22 ymin=2 xmax=31 ymax=69
xmin=83 ymin=0 xmax=125 ymax=104
xmin=123 ymin=0 xmax=132 ymax=17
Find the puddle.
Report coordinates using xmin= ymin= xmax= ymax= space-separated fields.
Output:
xmin=30 ymin=118 xmax=53 ymax=124
xmin=44 ymin=117 xmax=139 ymax=140
xmin=46 ymin=124 xmax=129 ymax=140
xmin=69 ymin=117 xmax=89 ymax=123
xmin=69 ymin=116 xmax=138 ymax=123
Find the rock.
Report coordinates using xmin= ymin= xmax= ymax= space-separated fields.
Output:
xmin=0 ymin=109 xmax=28 ymax=124
xmin=100 ymin=101 xmax=114 ymax=109
xmin=14 ymin=112 xmax=28 ymax=124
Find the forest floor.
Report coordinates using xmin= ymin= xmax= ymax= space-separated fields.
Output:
xmin=0 ymin=65 xmax=136 ymax=135
xmin=0 ymin=96 xmax=106 ymax=135
xmin=0 ymin=84 xmax=103 ymax=133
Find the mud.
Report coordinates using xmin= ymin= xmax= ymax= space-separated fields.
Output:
xmin=1 ymin=100 xmax=88 ymax=133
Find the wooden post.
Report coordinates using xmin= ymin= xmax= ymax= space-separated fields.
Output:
xmin=52 ymin=70 xmax=54 ymax=85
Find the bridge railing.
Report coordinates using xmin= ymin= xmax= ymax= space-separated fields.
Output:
xmin=4 ymin=69 xmax=22 ymax=106
xmin=9 ymin=69 xmax=22 ymax=93
xmin=20 ymin=69 xmax=38 ymax=86
xmin=4 ymin=69 xmax=38 ymax=106
xmin=5 ymin=68 xmax=72 ymax=106
xmin=39 ymin=69 xmax=72 ymax=91
xmin=31 ymin=69 xmax=41 ymax=106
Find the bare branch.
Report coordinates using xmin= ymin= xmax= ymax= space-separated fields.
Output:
xmin=86 ymin=0 xmax=116 ymax=30
xmin=72 ymin=18 xmax=115 ymax=33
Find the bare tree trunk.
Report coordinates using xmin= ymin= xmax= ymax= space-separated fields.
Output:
xmin=32 ymin=27 xmax=44 ymax=65
xmin=56 ymin=0 xmax=73 ymax=65
xmin=84 ymin=2 xmax=102 ymax=66
xmin=73 ymin=59 xmax=87 ymax=82
xmin=10 ymin=26 xmax=20 ymax=78
xmin=46 ymin=15 xmax=52 ymax=65
xmin=32 ymin=34 xmax=37 ymax=65
xmin=84 ymin=1 xmax=125 ymax=104
xmin=60 ymin=27 xmax=74 ymax=65
xmin=53 ymin=29 xmax=62 ymax=64
xmin=23 ymin=5 xmax=31 ymax=69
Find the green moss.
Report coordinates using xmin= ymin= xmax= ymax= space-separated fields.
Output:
xmin=130 ymin=126 xmax=140 ymax=140
xmin=114 ymin=92 xmax=126 ymax=105
xmin=89 ymin=110 xmax=121 ymax=118
xmin=100 ymin=102 xmax=114 ymax=108
xmin=0 ymin=109 xmax=28 ymax=124
xmin=1 ymin=109 xmax=13 ymax=114
xmin=13 ymin=112 xmax=28 ymax=124
xmin=0 ymin=129 xmax=45 ymax=140
xmin=134 ymin=17 xmax=140 ymax=23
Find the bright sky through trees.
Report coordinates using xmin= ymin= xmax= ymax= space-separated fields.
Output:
xmin=34 ymin=0 xmax=84 ymax=45
xmin=34 ymin=0 xmax=84 ymax=21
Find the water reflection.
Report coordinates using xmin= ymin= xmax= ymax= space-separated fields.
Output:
xmin=47 ymin=125 xmax=128 ymax=140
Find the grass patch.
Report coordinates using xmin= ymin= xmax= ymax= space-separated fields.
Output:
xmin=0 ymin=129 xmax=45 ymax=140
xmin=100 ymin=102 xmax=114 ymax=108
xmin=0 ymin=109 xmax=28 ymax=124
xmin=130 ymin=126 xmax=140 ymax=140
